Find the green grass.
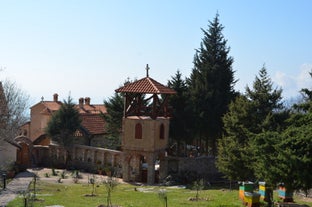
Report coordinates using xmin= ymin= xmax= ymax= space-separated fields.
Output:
xmin=6 ymin=181 xmax=312 ymax=207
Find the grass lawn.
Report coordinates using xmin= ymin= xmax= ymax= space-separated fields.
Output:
xmin=6 ymin=180 xmax=312 ymax=207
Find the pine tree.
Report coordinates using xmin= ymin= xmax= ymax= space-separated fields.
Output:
xmin=245 ymin=66 xmax=284 ymax=132
xmin=189 ymin=13 xmax=236 ymax=154
xmin=279 ymin=112 xmax=312 ymax=195
xmin=167 ymin=70 xmax=193 ymax=156
xmin=45 ymin=96 xmax=81 ymax=167
xmin=294 ymin=70 xmax=312 ymax=112
xmin=102 ymin=92 xmax=124 ymax=149
xmin=217 ymin=95 xmax=255 ymax=181
xmin=217 ymin=66 xmax=286 ymax=181
xmin=275 ymin=72 xmax=312 ymax=195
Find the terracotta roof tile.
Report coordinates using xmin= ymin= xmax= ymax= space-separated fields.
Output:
xmin=37 ymin=100 xmax=106 ymax=136
xmin=115 ymin=77 xmax=176 ymax=94
xmin=39 ymin=101 xmax=106 ymax=115
xmin=76 ymin=104 xmax=106 ymax=114
xmin=39 ymin=101 xmax=62 ymax=114
xmin=80 ymin=114 xmax=105 ymax=135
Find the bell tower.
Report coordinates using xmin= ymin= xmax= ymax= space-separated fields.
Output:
xmin=116 ymin=65 xmax=175 ymax=184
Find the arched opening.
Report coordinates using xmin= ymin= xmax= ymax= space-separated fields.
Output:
xmin=135 ymin=123 xmax=142 ymax=139
xmin=14 ymin=136 xmax=33 ymax=168
xmin=159 ymin=123 xmax=165 ymax=139
xmin=16 ymin=143 xmax=31 ymax=167
xmin=126 ymin=154 xmax=145 ymax=182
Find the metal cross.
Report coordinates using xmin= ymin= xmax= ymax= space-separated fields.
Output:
xmin=146 ymin=64 xmax=150 ymax=77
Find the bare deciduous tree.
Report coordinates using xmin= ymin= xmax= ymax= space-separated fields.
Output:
xmin=0 ymin=79 xmax=30 ymax=142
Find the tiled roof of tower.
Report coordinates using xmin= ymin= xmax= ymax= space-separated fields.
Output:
xmin=115 ymin=77 xmax=176 ymax=94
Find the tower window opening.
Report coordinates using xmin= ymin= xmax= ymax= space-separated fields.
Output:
xmin=160 ymin=123 xmax=165 ymax=139
xmin=135 ymin=123 xmax=142 ymax=139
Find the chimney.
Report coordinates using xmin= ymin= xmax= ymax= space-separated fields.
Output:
xmin=85 ymin=97 xmax=90 ymax=105
xmin=79 ymin=97 xmax=84 ymax=107
xmin=53 ymin=93 xmax=58 ymax=102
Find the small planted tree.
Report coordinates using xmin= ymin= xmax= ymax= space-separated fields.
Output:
xmin=103 ymin=176 xmax=118 ymax=207
xmin=158 ymin=189 xmax=168 ymax=207
xmin=32 ymin=173 xmax=39 ymax=200
xmin=89 ymin=175 xmax=97 ymax=196
xmin=192 ymin=179 xmax=205 ymax=201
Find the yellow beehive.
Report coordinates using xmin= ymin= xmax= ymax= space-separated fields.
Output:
xmin=244 ymin=192 xmax=260 ymax=204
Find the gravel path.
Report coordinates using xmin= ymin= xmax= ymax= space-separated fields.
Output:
xmin=0 ymin=171 xmax=34 ymax=207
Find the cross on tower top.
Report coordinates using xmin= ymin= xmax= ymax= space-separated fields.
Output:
xmin=146 ymin=64 xmax=150 ymax=77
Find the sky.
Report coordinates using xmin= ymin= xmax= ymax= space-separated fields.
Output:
xmin=0 ymin=0 xmax=312 ymax=106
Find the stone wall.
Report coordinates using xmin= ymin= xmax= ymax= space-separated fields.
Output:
xmin=161 ymin=155 xmax=222 ymax=184
xmin=38 ymin=144 xmax=122 ymax=176
xmin=34 ymin=144 xmax=221 ymax=184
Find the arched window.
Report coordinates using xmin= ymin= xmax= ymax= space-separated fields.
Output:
xmin=135 ymin=123 xmax=142 ymax=139
xmin=23 ymin=129 xmax=27 ymax=136
xmin=159 ymin=123 xmax=165 ymax=139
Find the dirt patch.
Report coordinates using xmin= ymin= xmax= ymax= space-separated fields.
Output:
xmin=28 ymin=168 xmax=124 ymax=185
xmin=188 ymin=197 xmax=209 ymax=201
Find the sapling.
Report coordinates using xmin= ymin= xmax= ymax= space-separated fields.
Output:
xmin=32 ymin=173 xmax=39 ymax=200
xmin=103 ymin=176 xmax=118 ymax=207
xmin=89 ymin=175 xmax=97 ymax=196
xmin=158 ymin=189 xmax=168 ymax=207
xmin=192 ymin=179 xmax=204 ymax=201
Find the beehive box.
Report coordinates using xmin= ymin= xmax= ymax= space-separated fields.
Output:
xmin=239 ymin=182 xmax=254 ymax=200
xmin=278 ymin=186 xmax=293 ymax=202
xmin=258 ymin=181 xmax=272 ymax=202
xmin=244 ymin=192 xmax=261 ymax=207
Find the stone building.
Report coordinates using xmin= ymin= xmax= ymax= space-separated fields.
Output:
xmin=6 ymin=66 xmax=220 ymax=185
xmin=16 ymin=94 xmax=107 ymax=167
xmin=115 ymin=65 xmax=176 ymax=184
xmin=15 ymin=66 xmax=175 ymax=184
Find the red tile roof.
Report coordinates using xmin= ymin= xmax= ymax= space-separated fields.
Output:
xmin=39 ymin=101 xmax=106 ymax=115
xmin=76 ymin=104 xmax=106 ymax=114
xmin=80 ymin=114 xmax=105 ymax=135
xmin=40 ymin=101 xmax=62 ymax=114
xmin=36 ymin=99 xmax=106 ymax=136
xmin=115 ymin=77 xmax=176 ymax=94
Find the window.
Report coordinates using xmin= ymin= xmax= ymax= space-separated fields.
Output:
xmin=159 ymin=123 xmax=165 ymax=139
xmin=135 ymin=123 xmax=142 ymax=139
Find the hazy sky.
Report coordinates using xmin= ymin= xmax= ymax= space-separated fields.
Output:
xmin=0 ymin=0 xmax=311 ymax=105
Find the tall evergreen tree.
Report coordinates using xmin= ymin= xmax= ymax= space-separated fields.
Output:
xmin=278 ymin=72 xmax=312 ymax=195
xmin=252 ymin=112 xmax=312 ymax=197
xmin=217 ymin=66 xmax=286 ymax=181
xmin=102 ymin=92 xmax=124 ymax=149
xmin=102 ymin=79 xmax=141 ymax=149
xmin=167 ymin=70 xmax=193 ymax=156
xmin=45 ymin=96 xmax=81 ymax=167
xmin=245 ymin=66 xmax=284 ymax=132
xmin=189 ymin=13 xmax=236 ymax=154
xmin=217 ymin=94 xmax=255 ymax=181
xmin=294 ymin=70 xmax=312 ymax=112
xmin=219 ymin=66 xmax=311 ymax=196
xmin=279 ymin=111 xmax=312 ymax=195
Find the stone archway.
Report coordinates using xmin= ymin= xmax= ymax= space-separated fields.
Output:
xmin=123 ymin=152 xmax=144 ymax=182
xmin=14 ymin=135 xmax=33 ymax=168
xmin=122 ymin=150 xmax=161 ymax=184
